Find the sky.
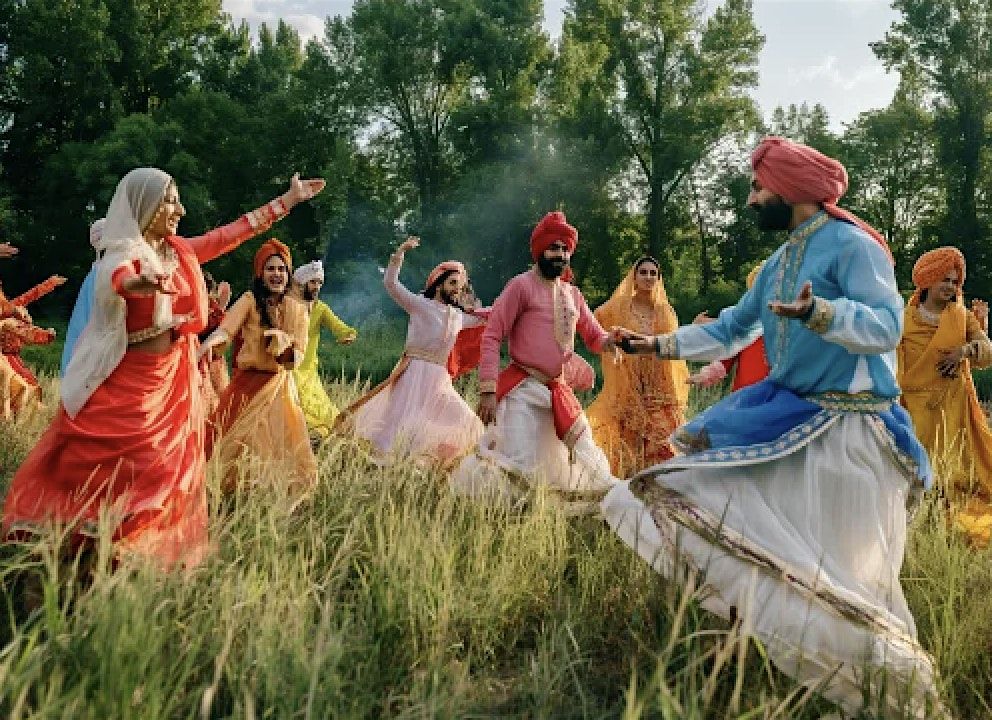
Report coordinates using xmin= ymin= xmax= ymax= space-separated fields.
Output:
xmin=222 ymin=0 xmax=902 ymax=129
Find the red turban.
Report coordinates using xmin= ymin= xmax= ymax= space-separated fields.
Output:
xmin=751 ymin=136 xmax=892 ymax=263
xmin=531 ymin=211 xmax=578 ymax=281
xmin=425 ymin=261 xmax=466 ymax=290
xmin=253 ymin=238 xmax=292 ymax=278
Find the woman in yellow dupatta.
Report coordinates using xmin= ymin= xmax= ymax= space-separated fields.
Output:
xmin=898 ymin=246 xmax=992 ymax=544
xmin=587 ymin=256 xmax=689 ymax=476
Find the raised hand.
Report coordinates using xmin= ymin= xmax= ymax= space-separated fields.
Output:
xmin=397 ymin=236 xmax=420 ymax=254
xmin=283 ymin=172 xmax=326 ymax=209
xmin=217 ymin=281 xmax=232 ymax=310
xmin=971 ymin=298 xmax=988 ymax=333
xmin=769 ymin=281 xmax=813 ymax=318
xmin=0 ymin=242 xmax=18 ymax=259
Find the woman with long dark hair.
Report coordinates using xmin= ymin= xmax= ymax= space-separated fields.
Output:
xmin=201 ymin=239 xmax=316 ymax=501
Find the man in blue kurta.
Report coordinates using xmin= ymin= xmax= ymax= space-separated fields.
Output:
xmin=604 ymin=137 xmax=940 ymax=718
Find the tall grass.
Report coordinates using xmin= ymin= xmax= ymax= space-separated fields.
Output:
xmin=0 ymin=339 xmax=990 ymax=718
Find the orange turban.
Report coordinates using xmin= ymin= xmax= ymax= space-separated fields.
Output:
xmin=425 ymin=261 xmax=465 ymax=290
xmin=253 ymin=238 xmax=292 ymax=278
xmin=911 ymin=247 xmax=965 ymax=303
xmin=751 ymin=136 xmax=892 ymax=263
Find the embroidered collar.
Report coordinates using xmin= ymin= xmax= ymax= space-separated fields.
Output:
xmin=788 ymin=210 xmax=829 ymax=244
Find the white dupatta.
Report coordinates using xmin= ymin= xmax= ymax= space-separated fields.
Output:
xmin=61 ymin=168 xmax=175 ymax=417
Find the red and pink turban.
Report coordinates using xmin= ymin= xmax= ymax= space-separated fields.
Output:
xmin=531 ymin=211 xmax=578 ymax=281
xmin=751 ymin=136 xmax=892 ymax=262
xmin=425 ymin=261 xmax=465 ymax=290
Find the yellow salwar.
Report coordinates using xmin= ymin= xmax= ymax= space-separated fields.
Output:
xmin=292 ymin=300 xmax=356 ymax=436
xmin=587 ymin=267 xmax=689 ymax=477
xmin=898 ymin=300 xmax=992 ymax=544
xmin=207 ymin=292 xmax=317 ymax=498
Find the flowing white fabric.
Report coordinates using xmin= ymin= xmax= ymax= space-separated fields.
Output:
xmin=602 ymin=414 xmax=938 ymax=717
xmin=451 ymin=378 xmax=616 ymax=513
xmin=62 ymin=168 xmax=174 ymax=417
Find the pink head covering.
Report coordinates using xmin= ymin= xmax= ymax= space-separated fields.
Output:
xmin=751 ymin=136 xmax=892 ymax=263
xmin=425 ymin=261 xmax=465 ymax=290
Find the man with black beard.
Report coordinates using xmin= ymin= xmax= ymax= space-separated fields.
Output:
xmin=604 ymin=136 xmax=941 ymax=716
xmin=450 ymin=211 xmax=618 ymax=514
xmin=290 ymin=260 xmax=357 ymax=437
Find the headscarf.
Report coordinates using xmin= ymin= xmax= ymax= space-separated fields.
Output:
xmin=751 ymin=136 xmax=892 ymax=262
xmin=294 ymin=260 xmax=324 ymax=286
xmin=62 ymin=168 xmax=174 ymax=417
xmin=254 ymin=238 xmax=292 ymax=278
xmin=910 ymin=246 xmax=965 ymax=306
xmin=531 ymin=211 xmax=578 ymax=282
xmin=425 ymin=261 xmax=465 ymax=291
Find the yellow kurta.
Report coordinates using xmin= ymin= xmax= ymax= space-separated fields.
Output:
xmin=586 ymin=272 xmax=690 ymax=477
xmin=898 ymin=301 xmax=992 ymax=544
xmin=292 ymin=300 xmax=356 ymax=436
xmin=209 ymin=292 xmax=317 ymax=497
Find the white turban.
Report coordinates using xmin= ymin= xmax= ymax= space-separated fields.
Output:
xmin=294 ymin=260 xmax=324 ymax=285
xmin=89 ymin=218 xmax=106 ymax=250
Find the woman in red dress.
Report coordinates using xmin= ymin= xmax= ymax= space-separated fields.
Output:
xmin=3 ymin=167 xmax=324 ymax=568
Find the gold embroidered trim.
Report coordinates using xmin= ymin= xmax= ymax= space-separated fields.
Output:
xmin=654 ymin=333 xmax=677 ymax=359
xmin=405 ymin=346 xmax=448 ymax=366
xmin=804 ymin=295 xmax=834 ymax=334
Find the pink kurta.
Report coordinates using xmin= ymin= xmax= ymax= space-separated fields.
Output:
xmin=478 ymin=269 xmax=608 ymax=393
xmin=348 ymin=257 xmax=484 ymax=467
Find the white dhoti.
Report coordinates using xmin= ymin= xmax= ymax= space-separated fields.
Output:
xmin=602 ymin=412 xmax=940 ymax=717
xmin=451 ymin=378 xmax=616 ymax=513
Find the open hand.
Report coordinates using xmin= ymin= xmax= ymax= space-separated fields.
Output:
xmin=769 ymin=281 xmax=813 ymax=318
xmin=0 ymin=243 xmax=17 ymax=259
xmin=123 ymin=272 xmax=174 ymax=296
xmin=971 ymin=298 xmax=988 ymax=332
xmin=283 ymin=172 xmax=326 ymax=209
xmin=693 ymin=311 xmax=714 ymax=325
xmin=217 ymin=281 xmax=232 ymax=310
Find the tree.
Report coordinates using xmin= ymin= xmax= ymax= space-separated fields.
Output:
xmin=839 ymin=71 xmax=940 ymax=286
xmin=559 ymin=0 xmax=764 ymax=267
xmin=873 ymin=0 xmax=992 ymax=294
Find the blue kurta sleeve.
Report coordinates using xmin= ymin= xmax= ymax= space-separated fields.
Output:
xmin=810 ymin=228 xmax=903 ymax=355
xmin=661 ymin=262 xmax=769 ymax=361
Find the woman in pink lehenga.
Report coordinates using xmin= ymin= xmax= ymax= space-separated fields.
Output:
xmin=337 ymin=237 xmax=484 ymax=468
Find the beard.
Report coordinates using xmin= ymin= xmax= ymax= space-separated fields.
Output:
xmin=537 ymin=255 xmax=568 ymax=279
xmin=439 ymin=287 xmax=460 ymax=306
xmin=302 ymin=286 xmax=317 ymax=302
xmin=752 ymin=196 xmax=793 ymax=232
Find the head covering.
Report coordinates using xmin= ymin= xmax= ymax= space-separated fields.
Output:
xmin=530 ymin=211 xmax=578 ymax=260
xmin=254 ymin=238 xmax=292 ymax=278
xmin=425 ymin=261 xmax=465 ymax=291
xmin=294 ymin=259 xmax=324 ymax=286
xmin=63 ymin=168 xmax=174 ymax=417
xmin=89 ymin=218 xmax=106 ymax=251
xmin=530 ymin=211 xmax=578 ymax=282
xmin=910 ymin=246 xmax=965 ymax=305
xmin=751 ymin=136 xmax=892 ymax=262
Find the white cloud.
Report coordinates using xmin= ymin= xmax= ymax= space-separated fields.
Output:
xmin=787 ymin=55 xmax=887 ymax=92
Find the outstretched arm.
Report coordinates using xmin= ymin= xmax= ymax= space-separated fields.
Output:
xmin=186 ymin=173 xmax=326 ymax=264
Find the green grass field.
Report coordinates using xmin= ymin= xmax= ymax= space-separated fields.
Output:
xmin=1 ymin=326 xmax=991 ymax=719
